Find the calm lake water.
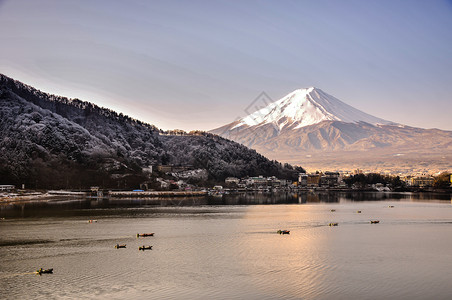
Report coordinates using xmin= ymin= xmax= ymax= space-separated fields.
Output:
xmin=1 ymin=192 xmax=452 ymax=299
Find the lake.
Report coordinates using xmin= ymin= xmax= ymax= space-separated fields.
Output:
xmin=1 ymin=192 xmax=452 ymax=299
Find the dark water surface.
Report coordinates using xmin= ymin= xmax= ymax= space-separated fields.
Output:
xmin=1 ymin=192 xmax=452 ymax=299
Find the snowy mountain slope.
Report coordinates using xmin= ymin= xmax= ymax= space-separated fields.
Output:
xmin=232 ymin=87 xmax=393 ymax=131
xmin=0 ymin=74 xmax=300 ymax=188
xmin=211 ymin=88 xmax=452 ymax=173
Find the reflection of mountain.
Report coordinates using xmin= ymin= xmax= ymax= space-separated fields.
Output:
xmin=211 ymin=88 xmax=452 ymax=173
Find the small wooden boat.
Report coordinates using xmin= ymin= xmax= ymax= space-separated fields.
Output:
xmin=139 ymin=245 xmax=153 ymax=251
xmin=329 ymin=222 xmax=338 ymax=226
xmin=36 ymin=268 xmax=53 ymax=275
xmin=330 ymin=209 xmax=336 ymax=212
xmin=356 ymin=210 xmax=362 ymax=213
xmin=137 ymin=233 xmax=154 ymax=237
xmin=388 ymin=205 xmax=394 ymax=208
xmin=277 ymin=230 xmax=290 ymax=235
xmin=115 ymin=244 xmax=126 ymax=249
xmin=370 ymin=220 xmax=380 ymax=224
xmin=88 ymin=220 xmax=97 ymax=223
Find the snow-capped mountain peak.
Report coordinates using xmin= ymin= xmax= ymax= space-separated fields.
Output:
xmin=234 ymin=87 xmax=391 ymax=130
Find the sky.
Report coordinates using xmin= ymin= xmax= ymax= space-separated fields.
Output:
xmin=1 ymin=0 xmax=452 ymax=131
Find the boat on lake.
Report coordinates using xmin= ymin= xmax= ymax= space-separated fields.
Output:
xmin=115 ymin=244 xmax=126 ymax=249
xmin=139 ymin=245 xmax=153 ymax=250
xmin=137 ymin=233 xmax=154 ymax=237
xmin=36 ymin=268 xmax=53 ymax=275
xmin=277 ymin=230 xmax=290 ymax=234
xmin=370 ymin=220 xmax=380 ymax=224
xmin=329 ymin=222 xmax=338 ymax=226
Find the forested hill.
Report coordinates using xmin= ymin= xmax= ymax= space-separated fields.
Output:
xmin=0 ymin=74 xmax=301 ymax=189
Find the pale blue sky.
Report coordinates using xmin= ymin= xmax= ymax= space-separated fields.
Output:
xmin=1 ymin=0 xmax=451 ymax=131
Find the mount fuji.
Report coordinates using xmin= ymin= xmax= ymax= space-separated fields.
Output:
xmin=232 ymin=87 xmax=393 ymax=130
xmin=211 ymin=88 xmax=452 ymax=173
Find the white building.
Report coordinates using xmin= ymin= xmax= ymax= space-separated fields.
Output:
xmin=225 ymin=177 xmax=240 ymax=184
xmin=0 ymin=185 xmax=15 ymax=191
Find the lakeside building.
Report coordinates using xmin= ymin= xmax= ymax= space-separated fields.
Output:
xmin=307 ymin=174 xmax=321 ymax=187
xmin=225 ymin=177 xmax=240 ymax=185
xmin=229 ymin=176 xmax=291 ymax=188
xmin=0 ymin=185 xmax=15 ymax=191
xmin=248 ymin=176 xmax=267 ymax=186
xmin=409 ymin=175 xmax=434 ymax=187
xmin=298 ymin=173 xmax=308 ymax=187
xmin=321 ymin=172 xmax=340 ymax=187
xmin=267 ymin=176 xmax=283 ymax=187
xmin=298 ymin=172 xmax=341 ymax=188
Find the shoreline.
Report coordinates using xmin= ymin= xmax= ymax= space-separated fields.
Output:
xmin=0 ymin=190 xmax=208 ymax=205
xmin=1 ymin=188 xmax=451 ymax=206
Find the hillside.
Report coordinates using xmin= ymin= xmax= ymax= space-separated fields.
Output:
xmin=0 ymin=74 xmax=300 ymax=189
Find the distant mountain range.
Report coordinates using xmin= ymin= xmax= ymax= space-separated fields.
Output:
xmin=0 ymin=74 xmax=300 ymax=189
xmin=211 ymin=88 xmax=452 ymax=173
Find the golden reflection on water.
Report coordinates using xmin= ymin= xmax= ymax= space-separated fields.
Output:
xmin=236 ymin=205 xmax=337 ymax=299
xmin=234 ymin=201 xmax=452 ymax=299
